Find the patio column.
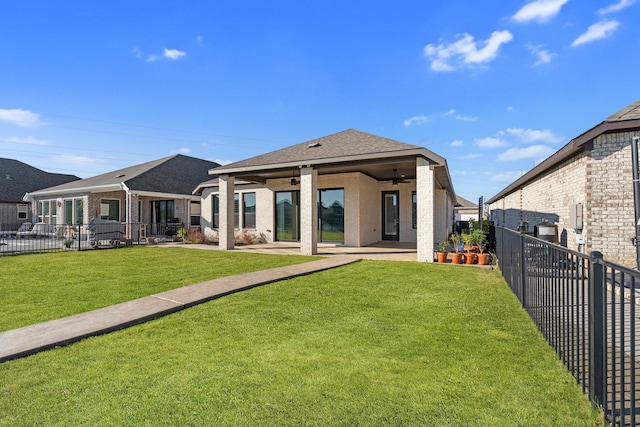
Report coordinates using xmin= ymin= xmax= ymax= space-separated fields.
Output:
xmin=300 ymin=166 xmax=318 ymax=255
xmin=219 ymin=174 xmax=235 ymax=250
xmin=416 ymin=157 xmax=435 ymax=262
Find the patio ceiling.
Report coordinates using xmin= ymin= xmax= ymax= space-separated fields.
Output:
xmin=236 ymin=156 xmax=420 ymax=183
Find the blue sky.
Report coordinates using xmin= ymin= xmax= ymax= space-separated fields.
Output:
xmin=1 ymin=0 xmax=639 ymax=202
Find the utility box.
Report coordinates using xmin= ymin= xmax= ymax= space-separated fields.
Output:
xmin=569 ymin=203 xmax=583 ymax=230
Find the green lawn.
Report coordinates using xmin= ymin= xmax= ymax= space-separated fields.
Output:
xmin=0 ymin=255 xmax=602 ymax=426
xmin=0 ymin=246 xmax=316 ymax=332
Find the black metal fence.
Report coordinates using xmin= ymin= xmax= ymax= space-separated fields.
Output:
xmin=0 ymin=221 xmax=195 ymax=256
xmin=496 ymin=226 xmax=640 ymax=426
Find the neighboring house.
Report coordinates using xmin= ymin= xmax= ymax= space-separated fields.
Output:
xmin=0 ymin=158 xmax=79 ymax=229
xmin=24 ymin=154 xmax=219 ymax=238
xmin=454 ymin=195 xmax=484 ymax=232
xmin=487 ymin=99 xmax=640 ymax=267
xmin=194 ymin=129 xmax=456 ymax=262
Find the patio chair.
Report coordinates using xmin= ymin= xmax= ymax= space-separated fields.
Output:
xmin=15 ymin=222 xmax=34 ymax=238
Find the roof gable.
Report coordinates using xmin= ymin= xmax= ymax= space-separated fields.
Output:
xmin=0 ymin=158 xmax=80 ymax=202
xmin=215 ymin=129 xmax=434 ymax=171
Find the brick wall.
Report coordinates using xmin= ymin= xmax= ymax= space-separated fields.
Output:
xmin=489 ymin=150 xmax=588 ymax=252
xmin=489 ymin=130 xmax=640 ymax=267
xmin=588 ymin=131 xmax=640 ymax=266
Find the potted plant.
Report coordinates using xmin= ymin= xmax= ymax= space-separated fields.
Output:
xmin=449 ymin=233 xmax=463 ymax=264
xmin=461 ymin=232 xmax=476 ymax=264
xmin=436 ymin=241 xmax=448 ymax=263
xmin=474 ymin=230 xmax=490 ymax=265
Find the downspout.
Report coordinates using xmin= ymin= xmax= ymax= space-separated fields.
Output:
xmin=631 ymin=136 xmax=640 ymax=269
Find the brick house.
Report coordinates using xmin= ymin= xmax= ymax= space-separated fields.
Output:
xmin=195 ymin=129 xmax=457 ymax=262
xmin=487 ymin=100 xmax=640 ymax=267
xmin=24 ymin=155 xmax=219 ymax=238
xmin=0 ymin=158 xmax=79 ymax=230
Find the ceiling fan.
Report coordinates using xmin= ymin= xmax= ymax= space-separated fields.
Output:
xmin=389 ymin=168 xmax=410 ymax=186
xmin=281 ymin=170 xmax=299 ymax=186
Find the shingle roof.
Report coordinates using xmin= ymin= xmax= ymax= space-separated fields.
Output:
xmin=214 ymin=129 xmax=443 ymax=172
xmin=456 ymin=195 xmax=477 ymax=208
xmin=606 ymin=99 xmax=640 ymax=122
xmin=27 ymin=155 xmax=220 ymax=196
xmin=0 ymin=158 xmax=80 ymax=202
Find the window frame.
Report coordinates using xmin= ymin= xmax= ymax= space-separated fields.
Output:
xmin=17 ymin=204 xmax=28 ymax=220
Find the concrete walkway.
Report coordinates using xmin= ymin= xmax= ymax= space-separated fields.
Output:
xmin=0 ymin=256 xmax=359 ymax=363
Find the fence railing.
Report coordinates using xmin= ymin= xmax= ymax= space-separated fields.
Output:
xmin=496 ymin=226 xmax=640 ymax=426
xmin=0 ymin=221 xmax=193 ymax=256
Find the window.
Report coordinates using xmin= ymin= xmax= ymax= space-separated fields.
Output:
xmin=64 ymin=199 xmax=84 ymax=224
xmin=101 ymin=199 xmax=120 ymax=221
xmin=412 ymin=191 xmax=417 ymax=229
xmin=318 ymin=189 xmax=344 ymax=243
xmin=213 ymin=193 xmax=256 ymax=229
xmin=152 ymin=200 xmax=174 ymax=223
xmin=190 ymin=201 xmax=201 ymax=226
xmin=242 ymin=193 xmax=256 ymax=229
xmin=75 ymin=199 xmax=83 ymax=225
xmin=212 ymin=195 xmax=219 ymax=228
xmin=234 ymin=194 xmax=239 ymax=228
xmin=275 ymin=191 xmax=299 ymax=241
xmin=17 ymin=204 xmax=27 ymax=220
xmin=37 ymin=200 xmax=59 ymax=224
xmin=65 ymin=200 xmax=73 ymax=224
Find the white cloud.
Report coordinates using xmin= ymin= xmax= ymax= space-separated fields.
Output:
xmin=526 ymin=44 xmax=556 ymax=66
xmin=450 ymin=140 xmax=464 ymax=147
xmin=491 ymin=171 xmax=524 ymax=182
xmin=572 ymin=20 xmax=620 ymax=47
xmin=196 ymin=35 xmax=204 ymax=44
xmin=473 ymin=137 xmax=509 ymax=148
xmin=460 ymin=153 xmax=482 ymax=160
xmin=599 ymin=0 xmax=636 ymax=14
xmin=7 ymin=136 xmax=50 ymax=145
xmin=178 ymin=147 xmax=191 ymax=154
xmin=54 ymin=154 xmax=103 ymax=165
xmin=497 ymin=145 xmax=555 ymax=161
xmin=0 ymin=108 xmax=44 ymax=127
xmin=507 ymin=106 xmax=515 ymax=112
xmin=403 ymin=115 xmax=430 ymax=126
xmin=164 ymin=48 xmax=187 ymax=60
xmin=444 ymin=109 xmax=456 ymax=116
xmin=455 ymin=115 xmax=478 ymax=122
xmin=512 ymin=0 xmax=569 ymax=23
xmin=505 ymin=127 xmax=563 ymax=143
xmin=133 ymin=47 xmax=187 ymax=62
xmin=212 ymin=158 xmax=233 ymax=165
xmin=424 ymin=30 xmax=513 ymax=72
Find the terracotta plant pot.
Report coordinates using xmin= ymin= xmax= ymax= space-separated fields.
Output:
xmin=465 ymin=253 xmax=476 ymax=264
xmin=436 ymin=251 xmax=448 ymax=263
xmin=477 ymin=253 xmax=490 ymax=265
xmin=450 ymin=252 xmax=463 ymax=264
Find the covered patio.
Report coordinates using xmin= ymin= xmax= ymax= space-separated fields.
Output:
xmin=200 ymin=130 xmax=456 ymax=262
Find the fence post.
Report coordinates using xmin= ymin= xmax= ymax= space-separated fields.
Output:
xmin=588 ymin=251 xmax=606 ymax=409
xmin=520 ymin=232 xmax=527 ymax=308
